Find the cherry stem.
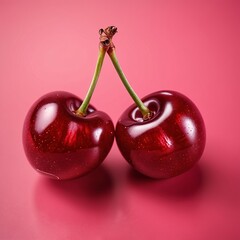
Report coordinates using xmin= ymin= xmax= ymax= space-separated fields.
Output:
xmin=76 ymin=47 xmax=106 ymax=116
xmin=108 ymin=48 xmax=151 ymax=119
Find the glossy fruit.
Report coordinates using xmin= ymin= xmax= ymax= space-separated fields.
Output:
xmin=115 ymin=90 xmax=206 ymax=179
xmin=23 ymin=91 xmax=114 ymax=180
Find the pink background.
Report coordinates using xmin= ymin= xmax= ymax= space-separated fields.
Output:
xmin=1 ymin=0 xmax=240 ymax=239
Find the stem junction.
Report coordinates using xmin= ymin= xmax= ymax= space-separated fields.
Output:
xmin=99 ymin=27 xmax=151 ymax=120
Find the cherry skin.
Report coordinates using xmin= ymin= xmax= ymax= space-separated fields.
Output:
xmin=22 ymin=91 xmax=114 ymax=180
xmin=115 ymin=90 xmax=206 ymax=179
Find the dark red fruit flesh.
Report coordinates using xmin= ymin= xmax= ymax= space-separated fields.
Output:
xmin=116 ymin=91 xmax=206 ymax=179
xmin=23 ymin=91 xmax=114 ymax=180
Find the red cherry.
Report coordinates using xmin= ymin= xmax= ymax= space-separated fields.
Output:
xmin=105 ymin=27 xmax=206 ymax=178
xmin=23 ymin=91 xmax=114 ymax=180
xmin=115 ymin=90 xmax=206 ymax=178
xmin=23 ymin=27 xmax=118 ymax=180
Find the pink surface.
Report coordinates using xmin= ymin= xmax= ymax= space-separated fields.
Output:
xmin=1 ymin=0 xmax=240 ymax=239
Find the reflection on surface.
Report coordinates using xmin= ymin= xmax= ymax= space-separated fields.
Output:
xmin=34 ymin=165 xmax=115 ymax=238
xmin=64 ymin=121 xmax=79 ymax=145
xmin=127 ymin=164 xmax=204 ymax=200
xmin=129 ymin=103 xmax=173 ymax=138
xmin=93 ymin=127 xmax=103 ymax=143
xmin=35 ymin=103 xmax=58 ymax=133
xmin=182 ymin=117 xmax=197 ymax=142
xmin=33 ymin=155 xmax=208 ymax=239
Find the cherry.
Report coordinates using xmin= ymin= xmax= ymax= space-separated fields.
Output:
xmin=23 ymin=91 xmax=114 ymax=180
xmin=105 ymin=28 xmax=206 ymax=179
xmin=115 ymin=91 xmax=206 ymax=178
xmin=22 ymin=27 xmax=116 ymax=180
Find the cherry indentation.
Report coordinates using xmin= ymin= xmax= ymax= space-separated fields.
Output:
xmin=131 ymin=99 xmax=160 ymax=122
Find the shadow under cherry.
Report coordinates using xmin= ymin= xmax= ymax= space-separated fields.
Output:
xmin=33 ymin=164 xmax=115 ymax=226
xmin=127 ymin=161 xmax=207 ymax=201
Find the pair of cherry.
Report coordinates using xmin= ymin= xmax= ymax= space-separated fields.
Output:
xmin=23 ymin=26 xmax=206 ymax=180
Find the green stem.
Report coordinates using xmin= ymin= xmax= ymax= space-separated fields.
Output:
xmin=108 ymin=49 xmax=151 ymax=119
xmin=76 ymin=48 xmax=106 ymax=116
